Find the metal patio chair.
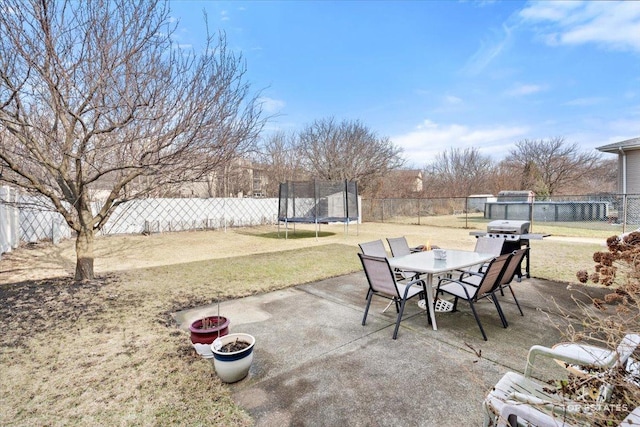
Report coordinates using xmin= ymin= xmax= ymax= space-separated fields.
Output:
xmin=358 ymin=253 xmax=425 ymax=339
xmin=387 ymin=236 xmax=424 ymax=256
xmin=358 ymin=239 xmax=388 ymax=258
xmin=461 ymin=248 xmax=527 ymax=319
xmin=435 ymin=253 xmax=511 ymax=340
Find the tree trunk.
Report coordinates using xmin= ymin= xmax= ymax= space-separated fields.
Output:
xmin=74 ymin=223 xmax=95 ymax=281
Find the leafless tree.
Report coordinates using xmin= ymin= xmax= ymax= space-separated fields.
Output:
xmin=296 ymin=117 xmax=404 ymax=196
xmin=500 ymin=138 xmax=602 ymax=197
xmin=423 ymin=147 xmax=495 ymax=197
xmin=258 ymin=131 xmax=307 ymax=197
xmin=0 ymin=0 xmax=265 ymax=280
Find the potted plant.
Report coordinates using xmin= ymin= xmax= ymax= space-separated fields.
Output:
xmin=189 ymin=315 xmax=230 ymax=345
xmin=210 ymin=333 xmax=255 ymax=383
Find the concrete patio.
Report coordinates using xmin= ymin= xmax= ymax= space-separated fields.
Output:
xmin=175 ymin=272 xmax=610 ymax=426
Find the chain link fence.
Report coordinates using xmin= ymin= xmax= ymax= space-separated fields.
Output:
xmin=99 ymin=197 xmax=278 ymax=234
xmin=3 ymin=187 xmax=640 ymax=257
xmin=0 ymin=186 xmax=280 ymax=256
xmin=362 ymin=194 xmax=640 ymax=236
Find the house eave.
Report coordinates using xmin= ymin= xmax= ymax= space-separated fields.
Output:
xmin=597 ymin=137 xmax=640 ymax=153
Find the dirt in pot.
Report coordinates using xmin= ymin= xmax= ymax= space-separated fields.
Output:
xmin=220 ymin=338 xmax=250 ymax=352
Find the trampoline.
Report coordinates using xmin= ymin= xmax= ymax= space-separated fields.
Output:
xmin=277 ymin=180 xmax=359 ymax=239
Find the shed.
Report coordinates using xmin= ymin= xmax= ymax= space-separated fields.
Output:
xmin=467 ymin=194 xmax=496 ymax=212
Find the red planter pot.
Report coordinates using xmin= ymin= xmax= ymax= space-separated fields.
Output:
xmin=189 ymin=316 xmax=230 ymax=344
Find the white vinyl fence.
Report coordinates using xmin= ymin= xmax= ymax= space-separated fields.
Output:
xmin=0 ymin=187 xmax=20 ymax=257
xmin=0 ymin=185 xmax=279 ymax=257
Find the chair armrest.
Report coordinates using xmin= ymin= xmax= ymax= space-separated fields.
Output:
xmin=497 ymin=403 xmax=571 ymax=427
xmin=400 ymin=279 xmax=425 ymax=299
xmin=524 ymin=344 xmax=611 ymax=378
xmin=436 ymin=277 xmax=472 ymax=299
xmin=406 ymin=278 xmax=424 ymax=288
xmin=508 ymin=392 xmax=588 ymax=418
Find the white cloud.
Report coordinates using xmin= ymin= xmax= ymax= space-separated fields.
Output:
xmin=564 ymin=97 xmax=605 ymax=107
xmin=220 ymin=10 xmax=230 ymax=21
xmin=520 ymin=1 xmax=640 ymax=53
xmin=519 ymin=1 xmax=583 ymax=22
xmin=505 ymin=83 xmax=547 ymax=96
xmin=258 ymin=97 xmax=286 ymax=114
xmin=392 ymin=119 xmax=529 ymax=166
xmin=463 ymin=24 xmax=513 ymax=75
xmin=443 ymin=95 xmax=463 ymax=105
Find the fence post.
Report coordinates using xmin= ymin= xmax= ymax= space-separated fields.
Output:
xmin=464 ymin=197 xmax=468 ymax=229
xmin=529 ymin=199 xmax=534 ymax=233
xmin=623 ymin=194 xmax=628 ymax=234
xmin=417 ymin=199 xmax=421 ymax=225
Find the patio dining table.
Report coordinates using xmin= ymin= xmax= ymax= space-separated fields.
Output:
xmin=388 ymin=249 xmax=496 ymax=331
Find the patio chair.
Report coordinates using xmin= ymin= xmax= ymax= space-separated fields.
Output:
xmin=473 ymin=236 xmax=505 ymax=272
xmin=524 ymin=333 xmax=640 ymax=378
xmin=495 ymin=403 xmax=640 ymax=427
xmin=387 ymin=236 xmax=424 ymax=256
xmin=456 ymin=236 xmax=506 ymax=276
xmin=358 ymin=253 xmax=425 ymax=339
xmin=359 ymin=240 xmax=395 ymax=310
xmin=358 ymin=239 xmax=388 ymax=258
xmin=463 ymin=248 xmax=528 ymax=317
xmin=485 ymin=337 xmax=640 ymax=425
xmin=435 ymin=253 xmax=511 ymax=340
xmin=495 ymin=248 xmax=527 ymax=316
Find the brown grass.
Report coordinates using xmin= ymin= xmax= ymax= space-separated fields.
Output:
xmin=0 ymin=222 xmax=611 ymax=425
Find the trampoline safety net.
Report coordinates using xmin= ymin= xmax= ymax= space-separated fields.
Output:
xmin=278 ymin=180 xmax=359 ymax=224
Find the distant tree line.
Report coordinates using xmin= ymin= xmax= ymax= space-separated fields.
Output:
xmin=257 ymin=130 xmax=616 ymax=199
xmin=420 ymin=137 xmax=616 ymax=199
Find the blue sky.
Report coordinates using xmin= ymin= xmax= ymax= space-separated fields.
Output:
xmin=169 ymin=0 xmax=640 ymax=167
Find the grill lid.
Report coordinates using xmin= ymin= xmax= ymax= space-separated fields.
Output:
xmin=487 ymin=220 xmax=530 ymax=235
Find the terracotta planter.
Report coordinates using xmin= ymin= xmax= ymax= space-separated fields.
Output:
xmin=189 ymin=316 xmax=230 ymax=344
xmin=211 ymin=333 xmax=255 ymax=383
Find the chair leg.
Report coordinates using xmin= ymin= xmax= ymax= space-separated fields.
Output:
xmin=362 ymin=292 xmax=373 ymax=326
xmin=507 ymin=285 xmax=524 ymax=316
xmin=490 ymin=293 xmax=509 ymax=328
xmin=392 ymin=298 xmax=407 ymax=339
xmin=468 ymin=301 xmax=488 ymax=341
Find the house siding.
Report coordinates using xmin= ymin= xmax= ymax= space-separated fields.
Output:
xmin=628 ymin=149 xmax=640 ymax=194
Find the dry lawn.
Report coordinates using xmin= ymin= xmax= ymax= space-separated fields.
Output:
xmin=0 ymin=222 xmax=609 ymax=426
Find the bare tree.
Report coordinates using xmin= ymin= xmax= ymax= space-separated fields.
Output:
xmin=258 ymin=131 xmax=307 ymax=197
xmin=0 ymin=0 xmax=265 ymax=280
xmin=423 ymin=147 xmax=495 ymax=197
xmin=500 ymin=138 xmax=601 ymax=197
xmin=296 ymin=117 xmax=404 ymax=196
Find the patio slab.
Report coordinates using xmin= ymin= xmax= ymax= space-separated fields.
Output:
xmin=174 ymin=272 xmax=610 ymax=426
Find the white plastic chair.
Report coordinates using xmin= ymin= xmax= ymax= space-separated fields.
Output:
xmin=495 ymin=402 xmax=640 ymax=427
xmin=524 ymin=334 xmax=640 ymax=378
xmin=485 ymin=337 xmax=640 ymax=426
